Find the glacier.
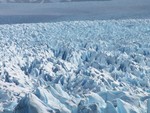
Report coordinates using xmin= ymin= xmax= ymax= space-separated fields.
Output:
xmin=0 ymin=19 xmax=150 ymax=113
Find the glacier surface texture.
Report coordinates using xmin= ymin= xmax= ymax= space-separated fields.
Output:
xmin=0 ymin=19 xmax=150 ymax=113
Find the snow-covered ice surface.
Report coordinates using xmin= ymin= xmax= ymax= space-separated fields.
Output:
xmin=0 ymin=19 xmax=150 ymax=113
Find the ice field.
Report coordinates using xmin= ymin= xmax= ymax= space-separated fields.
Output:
xmin=0 ymin=19 xmax=150 ymax=113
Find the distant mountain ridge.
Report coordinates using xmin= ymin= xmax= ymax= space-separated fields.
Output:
xmin=0 ymin=0 xmax=109 ymax=3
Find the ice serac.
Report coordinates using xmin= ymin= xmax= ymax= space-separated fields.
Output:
xmin=77 ymin=92 xmax=106 ymax=113
xmin=104 ymin=101 xmax=117 ymax=113
xmin=117 ymin=99 xmax=139 ymax=113
xmin=14 ymin=93 xmax=51 ymax=113
xmin=34 ymin=86 xmax=72 ymax=113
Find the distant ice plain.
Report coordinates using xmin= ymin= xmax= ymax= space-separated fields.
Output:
xmin=0 ymin=0 xmax=150 ymax=24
